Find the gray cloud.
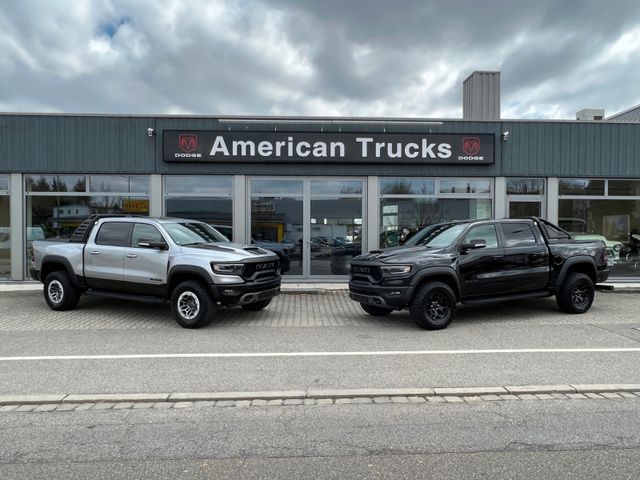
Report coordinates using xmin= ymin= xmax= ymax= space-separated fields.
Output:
xmin=1 ymin=0 xmax=639 ymax=119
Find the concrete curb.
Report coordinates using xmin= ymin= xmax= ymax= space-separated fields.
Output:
xmin=2 ymin=384 xmax=640 ymax=406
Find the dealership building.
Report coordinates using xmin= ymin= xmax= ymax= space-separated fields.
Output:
xmin=1 ymin=71 xmax=640 ymax=282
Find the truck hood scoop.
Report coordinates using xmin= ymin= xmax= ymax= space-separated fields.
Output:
xmin=188 ymin=243 xmax=237 ymax=253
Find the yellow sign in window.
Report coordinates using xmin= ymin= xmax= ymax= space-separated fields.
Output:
xmin=124 ymin=199 xmax=149 ymax=213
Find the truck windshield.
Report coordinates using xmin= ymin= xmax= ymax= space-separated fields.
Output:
xmin=163 ymin=222 xmax=229 ymax=246
xmin=410 ymin=223 xmax=468 ymax=248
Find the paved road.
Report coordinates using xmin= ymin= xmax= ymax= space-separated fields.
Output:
xmin=2 ymin=395 xmax=640 ymax=479
xmin=1 ymin=290 xmax=640 ymax=478
xmin=1 ymin=291 xmax=639 ymax=395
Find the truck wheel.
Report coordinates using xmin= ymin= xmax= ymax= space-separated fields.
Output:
xmin=241 ymin=299 xmax=272 ymax=311
xmin=410 ymin=282 xmax=456 ymax=330
xmin=360 ymin=303 xmax=393 ymax=316
xmin=556 ymin=273 xmax=594 ymax=314
xmin=171 ymin=281 xmax=216 ymax=328
xmin=43 ymin=271 xmax=80 ymax=311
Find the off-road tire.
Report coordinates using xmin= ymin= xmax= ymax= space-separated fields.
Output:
xmin=360 ymin=303 xmax=393 ymax=316
xmin=43 ymin=270 xmax=81 ymax=311
xmin=556 ymin=273 xmax=594 ymax=314
xmin=170 ymin=280 xmax=216 ymax=328
xmin=409 ymin=281 xmax=457 ymax=330
xmin=241 ymin=298 xmax=272 ymax=311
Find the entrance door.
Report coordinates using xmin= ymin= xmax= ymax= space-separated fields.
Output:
xmin=249 ymin=178 xmax=365 ymax=279
xmin=508 ymin=200 xmax=542 ymax=218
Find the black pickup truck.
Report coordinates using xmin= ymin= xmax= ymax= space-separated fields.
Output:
xmin=348 ymin=218 xmax=610 ymax=330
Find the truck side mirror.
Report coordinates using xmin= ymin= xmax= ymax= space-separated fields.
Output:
xmin=460 ymin=238 xmax=487 ymax=251
xmin=138 ymin=239 xmax=168 ymax=250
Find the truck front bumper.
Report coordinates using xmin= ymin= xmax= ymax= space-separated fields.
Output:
xmin=215 ymin=278 xmax=281 ymax=307
xmin=348 ymin=282 xmax=414 ymax=309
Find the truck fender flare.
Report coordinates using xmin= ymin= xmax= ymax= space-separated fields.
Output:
xmin=41 ymin=255 xmax=82 ymax=288
xmin=167 ymin=265 xmax=220 ymax=299
xmin=410 ymin=266 xmax=461 ymax=299
xmin=555 ymin=256 xmax=597 ymax=287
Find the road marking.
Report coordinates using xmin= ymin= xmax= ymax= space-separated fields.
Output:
xmin=1 ymin=347 xmax=640 ymax=362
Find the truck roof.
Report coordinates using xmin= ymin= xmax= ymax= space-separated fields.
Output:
xmin=69 ymin=215 xmax=218 ymax=243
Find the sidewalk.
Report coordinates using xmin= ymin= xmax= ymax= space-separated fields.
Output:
xmin=0 ymin=281 xmax=637 ymax=292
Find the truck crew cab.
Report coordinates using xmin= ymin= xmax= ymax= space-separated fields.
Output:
xmin=31 ymin=215 xmax=282 ymax=328
xmin=349 ymin=218 xmax=610 ymax=330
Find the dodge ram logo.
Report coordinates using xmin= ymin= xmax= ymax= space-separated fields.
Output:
xmin=462 ymin=137 xmax=480 ymax=156
xmin=256 ymin=262 xmax=275 ymax=270
xmin=178 ymin=134 xmax=198 ymax=153
xmin=352 ymin=266 xmax=370 ymax=274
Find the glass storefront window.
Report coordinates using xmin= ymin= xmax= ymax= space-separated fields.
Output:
xmin=380 ymin=198 xmax=492 ymax=247
xmin=165 ymin=176 xmax=232 ymax=195
xmin=559 ymin=179 xmax=605 ymax=196
xmin=0 ymin=177 xmax=8 ymax=192
xmin=165 ymin=197 xmax=232 ymax=231
xmin=89 ymin=175 xmax=149 ymax=193
xmin=251 ymin=180 xmax=303 ymax=196
xmin=311 ymin=197 xmax=362 ymax=276
xmin=507 ymin=178 xmax=545 ymax=195
xmin=608 ymin=180 xmax=640 ymax=197
xmin=559 ymin=199 xmax=640 ymax=278
xmin=164 ymin=176 xmax=233 ymax=240
xmin=439 ymin=179 xmax=491 ymax=194
xmin=251 ymin=195 xmax=303 ymax=276
xmin=380 ymin=178 xmax=434 ymax=195
xmin=26 ymin=175 xmax=86 ymax=192
xmin=310 ymin=181 xmax=362 ymax=195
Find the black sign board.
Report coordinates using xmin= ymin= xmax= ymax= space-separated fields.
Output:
xmin=163 ymin=131 xmax=494 ymax=165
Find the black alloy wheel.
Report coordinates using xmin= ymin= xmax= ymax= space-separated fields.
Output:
xmin=556 ymin=272 xmax=595 ymax=314
xmin=410 ymin=282 xmax=457 ymax=330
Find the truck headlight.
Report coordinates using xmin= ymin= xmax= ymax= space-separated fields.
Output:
xmin=381 ymin=265 xmax=411 ymax=275
xmin=211 ymin=263 xmax=244 ymax=275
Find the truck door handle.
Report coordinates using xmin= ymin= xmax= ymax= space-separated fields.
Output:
xmin=126 ymin=253 xmax=137 ymax=258
xmin=492 ymin=255 xmax=503 ymax=260
xmin=89 ymin=251 xmax=100 ymax=255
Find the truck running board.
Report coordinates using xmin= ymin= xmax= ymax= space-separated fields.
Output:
xmin=461 ymin=290 xmax=551 ymax=306
xmin=86 ymin=289 xmax=167 ymax=304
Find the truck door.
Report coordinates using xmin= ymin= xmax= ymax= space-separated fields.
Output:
xmin=84 ymin=222 xmax=130 ymax=290
xmin=124 ymin=223 xmax=170 ymax=296
xmin=458 ymin=224 xmax=505 ymax=297
xmin=498 ymin=222 xmax=549 ymax=293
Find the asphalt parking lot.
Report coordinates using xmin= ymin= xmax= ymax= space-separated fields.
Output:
xmin=0 ymin=289 xmax=638 ymax=331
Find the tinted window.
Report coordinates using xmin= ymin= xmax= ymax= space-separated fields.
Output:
xmin=95 ymin=222 xmax=130 ymax=246
xmin=131 ymin=224 xmax=164 ymax=246
xmin=500 ymin=223 xmax=537 ymax=248
xmin=412 ymin=224 xmax=467 ymax=248
xmin=462 ymin=225 xmax=499 ymax=248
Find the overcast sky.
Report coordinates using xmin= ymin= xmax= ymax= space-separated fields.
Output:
xmin=1 ymin=0 xmax=639 ymax=119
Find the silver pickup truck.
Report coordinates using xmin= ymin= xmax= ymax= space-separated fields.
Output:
xmin=31 ymin=215 xmax=281 ymax=328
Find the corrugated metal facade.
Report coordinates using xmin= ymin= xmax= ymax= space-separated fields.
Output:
xmin=0 ymin=114 xmax=638 ymax=177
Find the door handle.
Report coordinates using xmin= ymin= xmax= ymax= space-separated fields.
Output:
xmin=492 ymin=255 xmax=503 ymax=260
xmin=89 ymin=251 xmax=100 ymax=255
xmin=126 ymin=253 xmax=137 ymax=258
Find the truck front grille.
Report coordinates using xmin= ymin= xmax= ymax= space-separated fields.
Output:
xmin=242 ymin=260 xmax=280 ymax=281
xmin=349 ymin=264 xmax=382 ymax=283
